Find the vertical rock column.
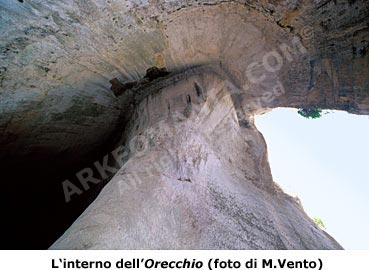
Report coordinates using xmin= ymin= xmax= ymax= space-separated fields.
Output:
xmin=51 ymin=72 xmax=342 ymax=249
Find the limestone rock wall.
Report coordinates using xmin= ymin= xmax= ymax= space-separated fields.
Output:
xmin=2 ymin=0 xmax=369 ymax=158
xmin=1 ymin=0 xmax=368 ymax=248
xmin=51 ymin=71 xmax=342 ymax=249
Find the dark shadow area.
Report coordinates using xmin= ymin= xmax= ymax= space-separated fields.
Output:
xmin=0 ymin=65 xmax=181 ymax=249
xmin=0 ymin=127 xmax=126 ymax=249
xmin=1 ymin=158 xmax=105 ymax=249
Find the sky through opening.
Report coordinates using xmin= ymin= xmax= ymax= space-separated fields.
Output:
xmin=255 ymin=108 xmax=369 ymax=249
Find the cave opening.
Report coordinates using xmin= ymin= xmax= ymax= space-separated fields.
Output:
xmin=255 ymin=107 xmax=369 ymax=249
xmin=0 ymin=128 xmax=124 ymax=249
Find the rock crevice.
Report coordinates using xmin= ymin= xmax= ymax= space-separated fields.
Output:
xmin=1 ymin=0 xmax=368 ymax=249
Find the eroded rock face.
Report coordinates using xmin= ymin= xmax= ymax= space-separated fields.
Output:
xmin=1 ymin=0 xmax=368 ymax=248
xmin=51 ymin=71 xmax=342 ymax=249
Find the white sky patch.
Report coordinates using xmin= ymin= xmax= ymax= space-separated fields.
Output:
xmin=255 ymin=108 xmax=369 ymax=250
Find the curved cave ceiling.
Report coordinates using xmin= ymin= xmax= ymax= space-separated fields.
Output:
xmin=0 ymin=0 xmax=368 ymax=249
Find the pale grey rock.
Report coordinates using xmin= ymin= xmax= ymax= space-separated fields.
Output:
xmin=1 ymin=0 xmax=368 ymax=249
xmin=51 ymin=71 xmax=342 ymax=249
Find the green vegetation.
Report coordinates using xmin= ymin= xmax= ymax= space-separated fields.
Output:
xmin=313 ymin=217 xmax=326 ymax=229
xmin=298 ymin=108 xmax=323 ymax=119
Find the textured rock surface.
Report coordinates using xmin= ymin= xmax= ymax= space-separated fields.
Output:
xmin=51 ymin=70 xmax=342 ymax=249
xmin=1 ymin=0 xmax=368 ymax=249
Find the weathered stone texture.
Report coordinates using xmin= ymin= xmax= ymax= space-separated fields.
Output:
xmin=1 ymin=0 xmax=368 ymax=249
